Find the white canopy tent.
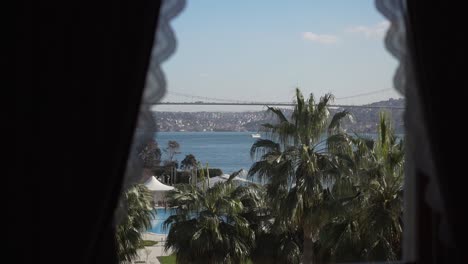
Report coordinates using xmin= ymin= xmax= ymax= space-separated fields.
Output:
xmin=144 ymin=176 xmax=175 ymax=191
xmin=197 ymin=171 xmax=256 ymax=188
xmin=144 ymin=176 xmax=175 ymax=205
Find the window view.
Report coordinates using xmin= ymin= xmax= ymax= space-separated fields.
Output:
xmin=119 ymin=1 xmax=404 ymax=263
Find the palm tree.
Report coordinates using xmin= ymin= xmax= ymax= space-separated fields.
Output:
xmin=320 ymin=112 xmax=404 ymax=262
xmin=241 ymin=179 xmax=302 ymax=264
xmin=250 ymin=223 xmax=303 ymax=264
xmin=163 ymin=171 xmax=262 ymax=264
xmin=116 ymin=184 xmax=155 ymax=263
xmin=249 ymin=88 xmax=350 ymax=264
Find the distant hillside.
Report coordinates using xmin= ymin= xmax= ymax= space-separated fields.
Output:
xmin=334 ymin=98 xmax=404 ymax=134
xmin=154 ymin=98 xmax=404 ymax=134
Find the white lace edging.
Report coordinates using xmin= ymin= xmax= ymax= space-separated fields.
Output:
xmin=376 ymin=0 xmax=407 ymax=97
xmin=376 ymin=0 xmax=453 ymax=261
xmin=124 ymin=0 xmax=185 ymax=187
xmin=117 ymin=0 xmax=185 ymax=222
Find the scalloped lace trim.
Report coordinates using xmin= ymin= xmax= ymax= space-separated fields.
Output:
xmin=376 ymin=0 xmax=453 ymax=260
xmin=116 ymin=0 xmax=185 ymax=224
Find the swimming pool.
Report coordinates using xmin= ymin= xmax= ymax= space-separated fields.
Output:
xmin=147 ymin=208 xmax=177 ymax=234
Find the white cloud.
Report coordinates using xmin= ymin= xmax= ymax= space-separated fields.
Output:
xmin=346 ymin=21 xmax=390 ymax=38
xmin=302 ymin=32 xmax=338 ymax=44
xmin=198 ymin=73 xmax=209 ymax=78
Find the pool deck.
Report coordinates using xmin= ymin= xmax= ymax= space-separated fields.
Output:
xmin=131 ymin=233 xmax=172 ymax=264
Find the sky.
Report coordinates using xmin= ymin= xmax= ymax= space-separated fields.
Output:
xmin=153 ymin=0 xmax=402 ymax=112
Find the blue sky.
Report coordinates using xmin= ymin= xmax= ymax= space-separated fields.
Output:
xmin=155 ymin=0 xmax=402 ymax=112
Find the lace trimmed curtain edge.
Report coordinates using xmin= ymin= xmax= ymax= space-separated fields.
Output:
xmin=376 ymin=0 xmax=453 ymax=261
xmin=116 ymin=0 xmax=186 ymax=222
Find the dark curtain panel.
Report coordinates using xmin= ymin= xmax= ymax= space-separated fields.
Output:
xmin=406 ymin=2 xmax=468 ymax=263
xmin=14 ymin=0 xmax=162 ymax=263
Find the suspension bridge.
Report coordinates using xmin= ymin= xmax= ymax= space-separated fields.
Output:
xmin=153 ymin=89 xmax=405 ymax=110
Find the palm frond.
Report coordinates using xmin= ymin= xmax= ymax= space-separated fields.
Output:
xmin=250 ymin=139 xmax=281 ymax=159
xmin=266 ymin=106 xmax=289 ymax=123
xmin=328 ymin=110 xmax=351 ymax=134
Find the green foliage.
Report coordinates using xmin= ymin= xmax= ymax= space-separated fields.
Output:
xmin=250 ymin=230 xmax=303 ymax=264
xmin=248 ymin=89 xmax=403 ymax=262
xmin=196 ymin=168 xmax=223 ymax=178
xmin=176 ymin=171 xmax=191 ymax=184
xmin=138 ymin=139 xmax=162 ymax=169
xmin=181 ymin=154 xmax=198 ymax=170
xmin=164 ymin=140 xmax=181 ymax=162
xmin=139 ymin=240 xmax=158 ymax=247
xmin=164 ymin=160 xmax=179 ymax=170
xmin=116 ymin=184 xmax=155 ymax=263
xmin=158 ymin=255 xmax=177 ymax=264
xmin=151 ymin=166 xmax=223 ymax=184
xmin=249 ymin=88 xmax=352 ymax=263
xmin=318 ymin=112 xmax=404 ymax=262
xmin=163 ymin=179 xmax=263 ymax=264
xmin=153 ymin=166 xmax=174 ymax=177
xmin=157 ymin=255 xmax=253 ymax=264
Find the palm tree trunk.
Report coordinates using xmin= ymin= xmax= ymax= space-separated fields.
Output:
xmin=302 ymin=230 xmax=317 ymax=264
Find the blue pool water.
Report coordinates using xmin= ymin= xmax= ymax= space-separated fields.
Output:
xmin=148 ymin=208 xmax=177 ymax=234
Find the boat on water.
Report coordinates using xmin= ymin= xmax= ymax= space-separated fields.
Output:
xmin=251 ymin=133 xmax=261 ymax=138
